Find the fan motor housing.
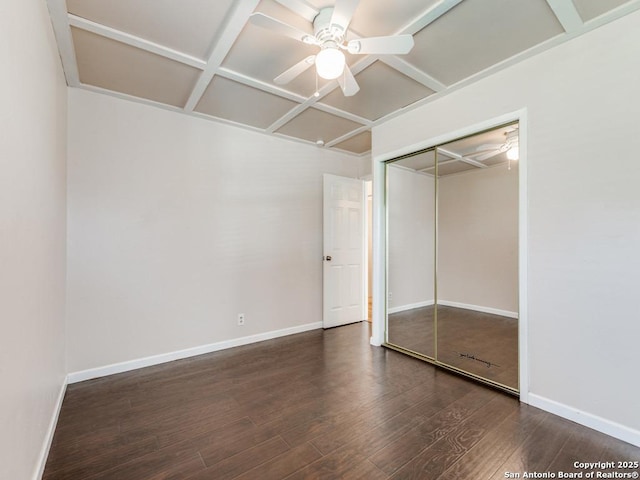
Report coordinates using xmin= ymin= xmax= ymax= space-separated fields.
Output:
xmin=313 ymin=7 xmax=345 ymax=45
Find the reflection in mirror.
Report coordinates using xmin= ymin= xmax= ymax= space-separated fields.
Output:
xmin=384 ymin=122 xmax=520 ymax=393
xmin=386 ymin=150 xmax=436 ymax=358
xmin=436 ymin=124 xmax=519 ymax=390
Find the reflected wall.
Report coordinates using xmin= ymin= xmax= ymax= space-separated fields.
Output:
xmin=386 ymin=153 xmax=435 ymax=358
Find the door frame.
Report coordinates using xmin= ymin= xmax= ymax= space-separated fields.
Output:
xmin=370 ymin=109 xmax=530 ymax=404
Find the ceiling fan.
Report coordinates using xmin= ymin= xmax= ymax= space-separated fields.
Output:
xmin=249 ymin=0 xmax=415 ymax=96
xmin=472 ymin=127 xmax=520 ymax=162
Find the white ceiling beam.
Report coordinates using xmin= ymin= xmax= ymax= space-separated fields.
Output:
xmin=217 ymin=67 xmax=371 ymax=126
xmin=419 ymin=158 xmax=457 ymax=172
xmin=378 ymin=56 xmax=446 ymax=92
xmin=266 ymin=102 xmax=315 ymax=134
xmin=399 ymin=0 xmax=464 ymax=35
xmin=217 ymin=67 xmax=308 ymax=103
xmin=266 ymin=55 xmax=378 ymax=133
xmin=325 ymin=125 xmax=370 ymax=148
xmin=545 ymin=0 xmax=584 ymax=33
xmin=46 ymin=0 xmax=80 ymax=86
xmin=68 ymin=14 xmax=207 ymax=70
xmin=389 ymin=163 xmax=432 ymax=177
xmin=313 ymin=103 xmax=372 ymax=126
xmin=184 ymin=0 xmax=261 ymax=112
xmin=273 ymin=0 xmax=318 ymax=23
xmin=437 ymin=147 xmax=487 ymax=168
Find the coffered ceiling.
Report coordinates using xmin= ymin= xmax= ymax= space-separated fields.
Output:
xmin=391 ymin=123 xmax=520 ymax=176
xmin=46 ymin=0 xmax=640 ymax=156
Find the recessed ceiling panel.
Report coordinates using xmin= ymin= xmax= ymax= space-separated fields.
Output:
xmin=222 ymin=1 xmax=317 ymax=91
xmin=286 ymin=68 xmax=336 ymax=98
xmin=195 ymin=76 xmax=299 ymax=129
xmin=395 ymin=149 xmax=436 ymax=171
xmin=275 ymin=107 xmax=363 ymax=144
xmin=572 ymin=0 xmax=633 ymax=21
xmin=67 ymin=0 xmax=235 ymax=58
xmin=72 ymin=28 xmax=201 ymax=107
xmin=333 ymin=131 xmax=371 ymax=154
xmin=255 ymin=0 xmax=317 ymax=32
xmin=406 ymin=0 xmax=564 ymax=85
xmin=437 ymin=160 xmax=477 ymax=177
xmin=319 ymin=61 xmax=434 ymax=121
xmin=222 ymin=25 xmax=318 ymax=95
xmin=484 ymin=155 xmax=510 ymax=167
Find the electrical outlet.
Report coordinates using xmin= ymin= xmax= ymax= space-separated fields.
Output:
xmin=237 ymin=313 xmax=245 ymax=326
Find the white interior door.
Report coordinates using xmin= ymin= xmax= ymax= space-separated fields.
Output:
xmin=323 ymin=174 xmax=366 ymax=329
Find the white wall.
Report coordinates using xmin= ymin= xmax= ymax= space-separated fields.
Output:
xmin=387 ymin=166 xmax=435 ymax=311
xmin=66 ymin=89 xmax=361 ymax=373
xmin=438 ymin=163 xmax=518 ymax=314
xmin=374 ymin=9 xmax=640 ymax=440
xmin=0 ymin=1 xmax=67 ymax=478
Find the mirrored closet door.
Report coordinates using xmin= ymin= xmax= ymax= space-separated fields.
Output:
xmin=385 ymin=123 xmax=520 ymax=393
xmin=386 ymin=149 xmax=436 ymax=359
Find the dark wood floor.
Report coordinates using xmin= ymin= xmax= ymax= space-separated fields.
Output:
xmin=44 ymin=323 xmax=639 ymax=479
xmin=388 ymin=306 xmax=518 ymax=389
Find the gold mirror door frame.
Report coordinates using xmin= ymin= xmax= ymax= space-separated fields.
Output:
xmin=385 ymin=148 xmax=437 ymax=360
xmin=384 ymin=122 xmax=520 ymax=395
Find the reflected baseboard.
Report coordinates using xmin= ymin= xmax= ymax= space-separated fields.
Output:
xmin=388 ymin=300 xmax=434 ymax=314
xmin=437 ymin=300 xmax=518 ymax=319
xmin=387 ymin=300 xmax=517 ymax=319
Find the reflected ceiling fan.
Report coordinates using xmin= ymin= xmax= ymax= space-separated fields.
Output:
xmin=473 ymin=128 xmax=520 ymax=161
xmin=249 ymin=0 xmax=415 ymax=96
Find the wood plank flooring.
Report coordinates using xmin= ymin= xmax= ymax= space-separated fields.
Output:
xmin=388 ymin=306 xmax=519 ymax=389
xmin=44 ymin=323 xmax=639 ymax=479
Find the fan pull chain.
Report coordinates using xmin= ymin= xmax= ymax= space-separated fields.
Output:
xmin=314 ymin=71 xmax=320 ymax=97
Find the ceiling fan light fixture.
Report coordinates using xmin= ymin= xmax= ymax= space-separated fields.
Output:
xmin=507 ymin=146 xmax=519 ymax=160
xmin=315 ymin=47 xmax=345 ymax=80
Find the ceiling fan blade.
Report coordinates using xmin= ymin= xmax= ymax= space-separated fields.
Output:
xmin=337 ymin=65 xmax=360 ymax=96
xmin=274 ymin=55 xmax=316 ymax=85
xmin=249 ymin=12 xmax=315 ymax=44
xmin=475 ymin=150 xmax=503 ymax=161
xmin=347 ymin=34 xmax=414 ymax=55
xmin=330 ymin=0 xmax=360 ymax=30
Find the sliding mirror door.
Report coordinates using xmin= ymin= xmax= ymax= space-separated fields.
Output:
xmin=386 ymin=150 xmax=436 ymax=358
xmin=436 ymin=124 xmax=519 ymax=391
xmin=385 ymin=122 xmax=520 ymax=394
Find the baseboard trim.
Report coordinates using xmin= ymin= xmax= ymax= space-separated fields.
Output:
xmin=67 ymin=322 xmax=323 ymax=384
xmin=386 ymin=300 xmax=518 ymax=319
xmin=33 ymin=377 xmax=67 ymax=480
xmin=388 ymin=300 xmax=434 ymax=314
xmin=437 ymin=300 xmax=518 ymax=319
xmin=528 ymin=393 xmax=640 ymax=447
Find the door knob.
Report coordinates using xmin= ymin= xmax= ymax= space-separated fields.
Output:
xmin=325 ymin=256 xmax=332 ymax=261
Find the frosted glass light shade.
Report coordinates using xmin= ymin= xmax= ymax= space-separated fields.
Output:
xmin=507 ymin=146 xmax=519 ymax=160
xmin=315 ymin=48 xmax=345 ymax=80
